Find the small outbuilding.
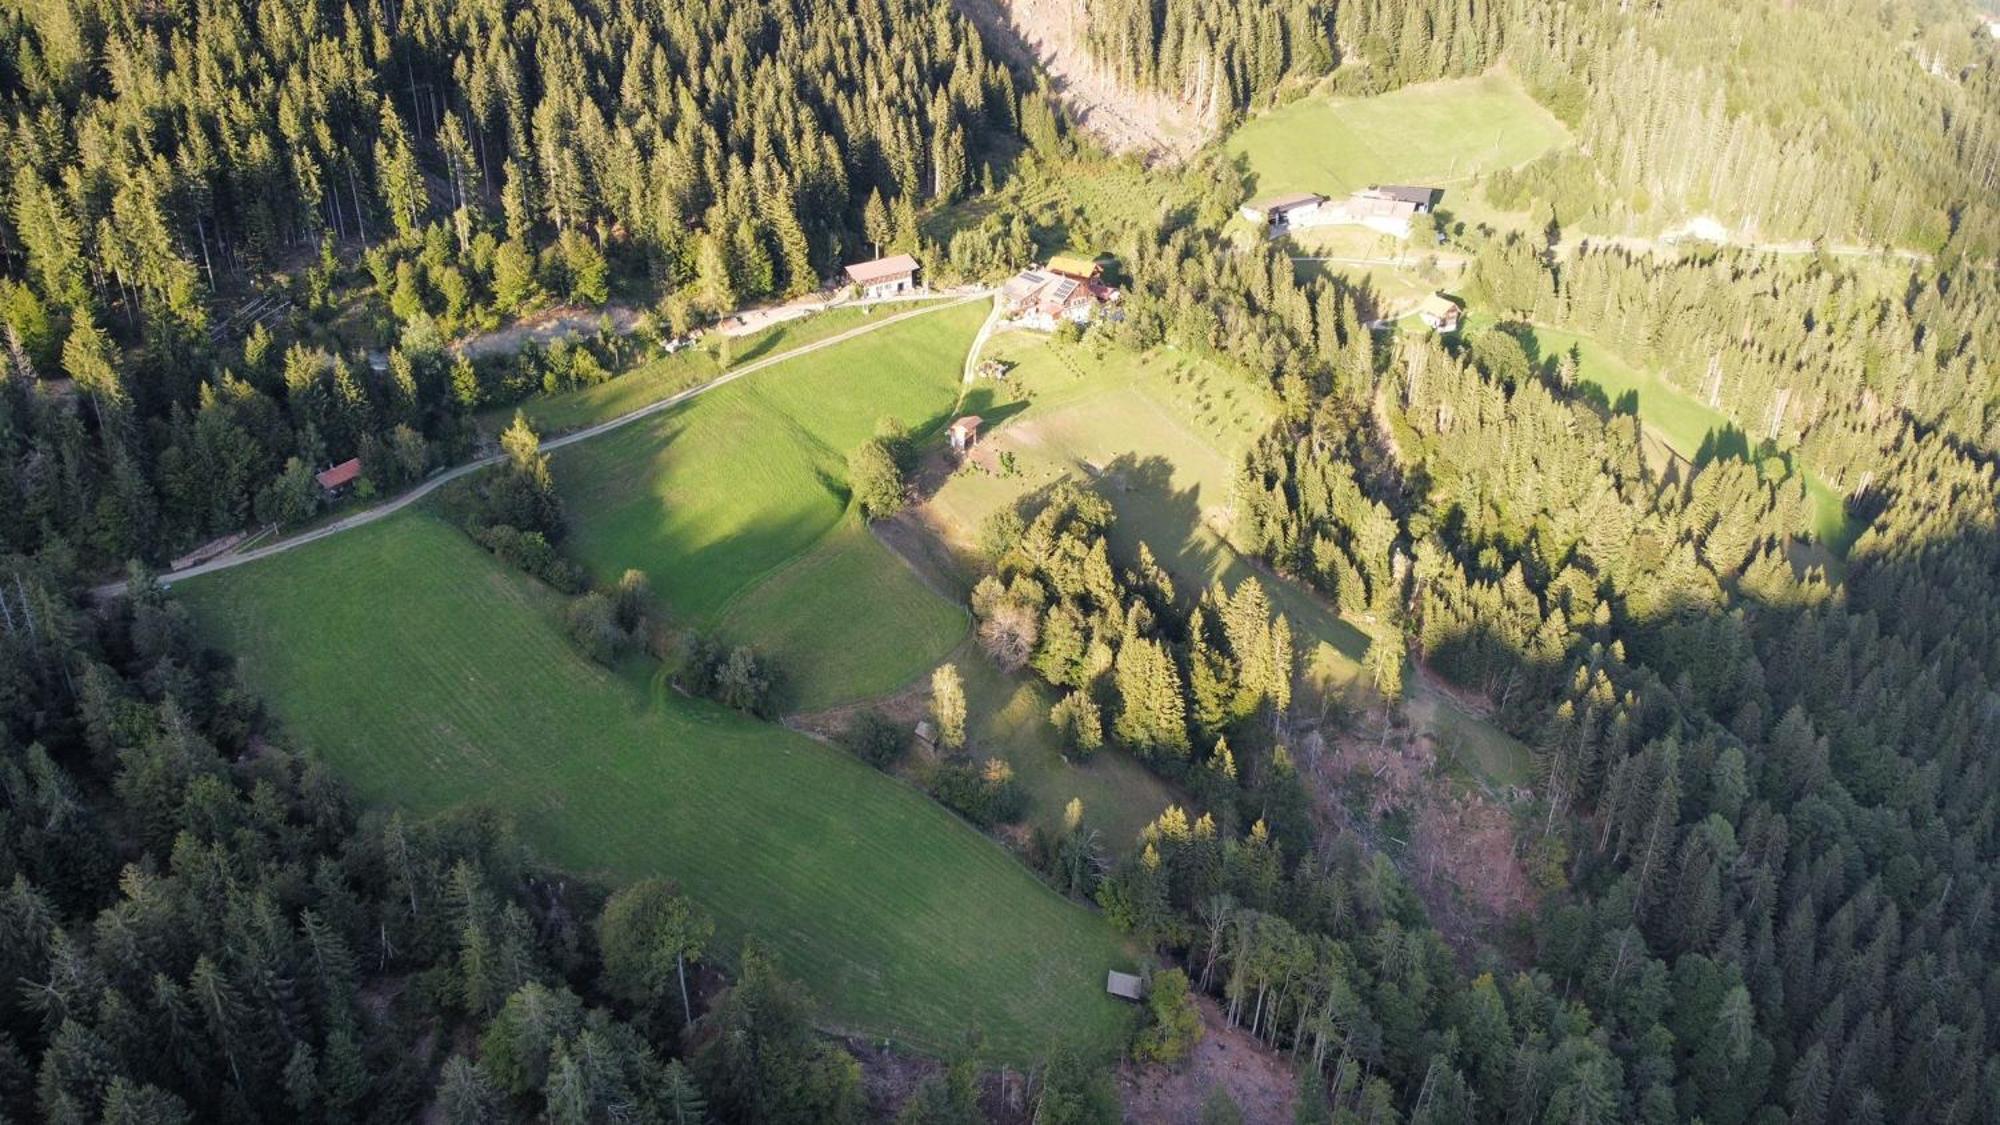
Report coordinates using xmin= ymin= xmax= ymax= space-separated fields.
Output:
xmin=1106 ymin=971 xmax=1145 ymax=1002
xmin=948 ymin=416 xmax=982 ymax=453
xmin=843 ymin=253 xmax=921 ymax=299
xmin=315 ymin=458 xmax=362 ymax=496
xmin=1417 ymin=294 xmax=1462 ymax=333
xmin=1046 ymin=253 xmax=1102 ymax=282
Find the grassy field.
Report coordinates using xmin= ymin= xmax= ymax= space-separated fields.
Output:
xmin=718 ymin=517 xmax=966 ymax=710
xmin=956 ymin=651 xmax=1183 ymax=849
xmin=553 ymin=302 xmax=987 ymax=710
xmin=1498 ymin=322 xmax=1857 ymax=555
xmin=1287 ymin=229 xmax=1470 ymax=317
xmin=1225 ymin=73 xmax=1568 ymax=204
xmin=177 ymin=512 xmax=1134 ymax=1059
xmin=515 ymin=303 xmax=927 ymax=435
xmin=931 ymin=333 xmax=1534 ymax=788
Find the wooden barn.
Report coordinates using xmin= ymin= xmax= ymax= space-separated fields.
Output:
xmin=843 ymin=253 xmax=921 ymax=299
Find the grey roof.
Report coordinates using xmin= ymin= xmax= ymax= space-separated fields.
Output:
xmin=1106 ymin=970 xmax=1144 ymax=1000
xmin=1373 ymin=184 xmax=1442 ymax=206
xmin=1253 ymin=191 xmax=1326 ymax=214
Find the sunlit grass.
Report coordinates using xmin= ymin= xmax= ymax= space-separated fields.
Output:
xmin=179 ymin=511 xmax=1134 ymax=1060
xmin=553 ymin=302 xmax=988 ymax=706
xmin=1225 ymin=72 xmax=1568 ymax=202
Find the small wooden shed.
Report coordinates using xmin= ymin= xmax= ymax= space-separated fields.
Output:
xmin=948 ymin=416 xmax=982 ymax=453
xmin=315 ymin=458 xmax=362 ymax=496
xmin=1106 ymin=970 xmax=1144 ymax=1002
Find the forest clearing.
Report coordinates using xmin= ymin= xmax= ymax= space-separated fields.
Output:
xmin=1224 ymin=72 xmax=1568 ymax=217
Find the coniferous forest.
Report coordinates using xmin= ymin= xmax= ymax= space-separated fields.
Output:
xmin=3 ymin=0 xmax=2000 ymax=1122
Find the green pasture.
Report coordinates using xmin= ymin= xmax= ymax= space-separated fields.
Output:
xmin=517 ymin=303 xmax=925 ymax=435
xmin=956 ymin=651 xmax=1183 ymax=850
xmin=178 ymin=512 xmax=1134 ymax=1060
xmin=1225 ymin=73 xmax=1568 ymax=204
xmin=718 ymin=517 xmax=966 ymax=710
xmin=552 ymin=301 xmax=988 ymax=710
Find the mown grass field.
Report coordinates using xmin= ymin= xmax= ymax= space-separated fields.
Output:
xmin=177 ymin=511 xmax=1134 ymax=1059
xmin=553 ymin=301 xmax=988 ymax=710
xmin=516 ymin=303 xmax=918 ymax=435
xmin=932 ymin=334 xmax=1534 ymax=788
xmin=1225 ymin=72 xmax=1568 ymax=204
xmin=1499 ymin=322 xmax=1857 ymax=555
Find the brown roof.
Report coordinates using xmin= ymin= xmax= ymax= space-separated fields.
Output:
xmin=843 ymin=253 xmax=920 ymax=285
xmin=1417 ymin=294 xmax=1461 ymax=324
xmin=315 ymin=458 xmax=362 ymax=489
xmin=949 ymin=416 xmax=982 ymax=436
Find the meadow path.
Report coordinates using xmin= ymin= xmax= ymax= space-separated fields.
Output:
xmin=95 ymin=290 xmax=992 ymax=600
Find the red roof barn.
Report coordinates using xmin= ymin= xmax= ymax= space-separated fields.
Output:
xmin=315 ymin=458 xmax=362 ymax=493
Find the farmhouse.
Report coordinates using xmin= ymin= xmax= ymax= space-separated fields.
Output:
xmin=1238 ymin=191 xmax=1327 ymax=229
xmin=1417 ymin=294 xmax=1462 ymax=333
xmin=315 ymin=458 xmax=362 ymax=497
xmin=949 ymin=416 xmax=982 ymax=452
xmin=843 ymin=253 xmax=921 ymax=299
xmin=999 ymin=266 xmax=1120 ymax=331
xmin=1106 ymin=971 xmax=1144 ymax=1001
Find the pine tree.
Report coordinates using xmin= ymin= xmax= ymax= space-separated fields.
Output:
xmin=863 ymin=190 xmax=892 ymax=257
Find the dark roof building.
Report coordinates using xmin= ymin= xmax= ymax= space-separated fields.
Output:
xmin=1372 ymin=184 xmax=1443 ymax=211
xmin=1241 ymin=192 xmax=1327 ymax=226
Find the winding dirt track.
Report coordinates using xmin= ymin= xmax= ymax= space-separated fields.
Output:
xmin=97 ymin=291 xmax=992 ymax=600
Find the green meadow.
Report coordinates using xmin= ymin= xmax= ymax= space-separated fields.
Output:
xmin=1225 ymin=72 xmax=1568 ymax=204
xmin=515 ymin=303 xmax=910 ymax=436
xmin=957 ymin=650 xmax=1186 ymax=850
xmin=178 ymin=512 xmax=1134 ymax=1060
xmin=552 ymin=301 xmax=989 ymax=710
